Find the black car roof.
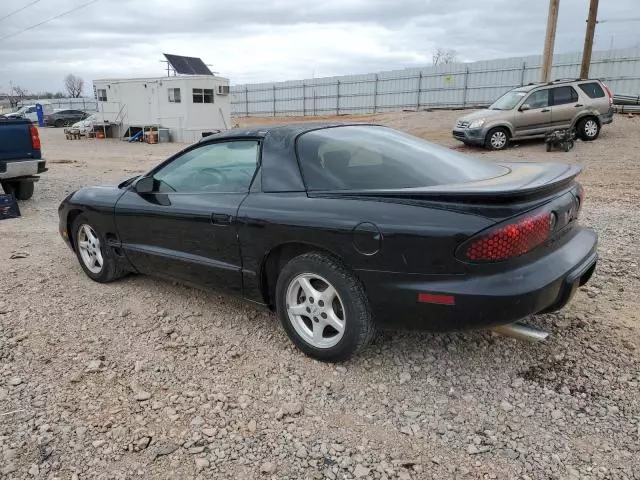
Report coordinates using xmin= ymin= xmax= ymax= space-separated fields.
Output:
xmin=199 ymin=122 xmax=375 ymax=143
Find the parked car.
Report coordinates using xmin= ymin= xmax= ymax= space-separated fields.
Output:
xmin=453 ymin=79 xmax=614 ymax=150
xmin=45 ymin=109 xmax=89 ymax=128
xmin=70 ymin=113 xmax=98 ymax=134
xmin=58 ymin=124 xmax=597 ymax=361
xmin=4 ymin=105 xmax=38 ymax=122
xmin=0 ymin=118 xmax=46 ymax=200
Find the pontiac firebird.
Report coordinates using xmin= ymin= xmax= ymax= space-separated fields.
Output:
xmin=59 ymin=123 xmax=597 ymax=361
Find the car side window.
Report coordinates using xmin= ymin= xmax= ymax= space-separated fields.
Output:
xmin=152 ymin=141 xmax=259 ymax=194
xmin=524 ymin=90 xmax=549 ymax=109
xmin=551 ymin=86 xmax=578 ymax=106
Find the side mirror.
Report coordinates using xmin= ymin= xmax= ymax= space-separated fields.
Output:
xmin=520 ymin=104 xmax=531 ymax=111
xmin=134 ymin=176 xmax=155 ymax=194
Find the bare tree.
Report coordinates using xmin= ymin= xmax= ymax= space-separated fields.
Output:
xmin=8 ymin=85 xmax=27 ymax=108
xmin=432 ymin=48 xmax=458 ymax=66
xmin=64 ymin=74 xmax=84 ymax=98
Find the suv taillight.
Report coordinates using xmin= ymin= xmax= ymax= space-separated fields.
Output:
xmin=601 ymin=81 xmax=614 ymax=106
xmin=460 ymin=210 xmax=552 ymax=262
xmin=29 ymin=125 xmax=41 ymax=150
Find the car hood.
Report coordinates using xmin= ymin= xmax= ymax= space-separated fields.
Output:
xmin=457 ymin=109 xmax=506 ymax=122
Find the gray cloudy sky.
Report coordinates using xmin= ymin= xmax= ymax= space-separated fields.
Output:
xmin=0 ymin=0 xmax=638 ymax=94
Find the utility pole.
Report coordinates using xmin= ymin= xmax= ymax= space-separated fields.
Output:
xmin=580 ymin=0 xmax=599 ymax=78
xmin=541 ymin=0 xmax=560 ymax=82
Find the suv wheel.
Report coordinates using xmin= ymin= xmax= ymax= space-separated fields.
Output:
xmin=578 ymin=117 xmax=600 ymax=141
xmin=485 ymin=127 xmax=509 ymax=150
xmin=275 ymin=252 xmax=375 ymax=362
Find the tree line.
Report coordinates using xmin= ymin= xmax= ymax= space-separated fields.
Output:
xmin=5 ymin=74 xmax=85 ymax=108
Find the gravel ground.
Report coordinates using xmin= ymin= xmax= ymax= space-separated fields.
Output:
xmin=1 ymin=112 xmax=639 ymax=480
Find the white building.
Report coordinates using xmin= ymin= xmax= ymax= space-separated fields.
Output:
xmin=91 ymin=75 xmax=231 ymax=143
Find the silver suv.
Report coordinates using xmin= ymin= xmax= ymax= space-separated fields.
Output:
xmin=453 ymin=79 xmax=614 ymax=150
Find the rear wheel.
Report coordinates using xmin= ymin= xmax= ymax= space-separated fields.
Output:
xmin=275 ymin=252 xmax=375 ymax=362
xmin=1 ymin=181 xmax=34 ymax=200
xmin=485 ymin=127 xmax=509 ymax=150
xmin=577 ymin=117 xmax=600 ymax=141
xmin=72 ymin=216 xmax=126 ymax=283
xmin=54 ymin=119 xmax=64 ymax=128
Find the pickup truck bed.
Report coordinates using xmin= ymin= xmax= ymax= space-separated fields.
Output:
xmin=0 ymin=118 xmax=46 ymax=200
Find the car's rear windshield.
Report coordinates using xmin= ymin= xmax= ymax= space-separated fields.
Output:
xmin=296 ymin=125 xmax=507 ymax=191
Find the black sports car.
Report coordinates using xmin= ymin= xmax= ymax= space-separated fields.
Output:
xmin=58 ymin=123 xmax=597 ymax=361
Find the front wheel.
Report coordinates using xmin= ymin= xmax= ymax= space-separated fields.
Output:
xmin=72 ymin=216 xmax=126 ymax=283
xmin=275 ymin=252 xmax=375 ymax=362
xmin=485 ymin=127 xmax=510 ymax=150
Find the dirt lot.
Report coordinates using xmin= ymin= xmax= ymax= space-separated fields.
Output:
xmin=1 ymin=112 xmax=639 ymax=480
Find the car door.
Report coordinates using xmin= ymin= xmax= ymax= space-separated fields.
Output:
xmin=513 ymin=88 xmax=551 ymax=137
xmin=549 ymin=86 xmax=580 ymax=130
xmin=114 ymin=139 xmax=261 ymax=294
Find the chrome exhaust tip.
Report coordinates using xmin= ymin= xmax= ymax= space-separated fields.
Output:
xmin=491 ymin=322 xmax=550 ymax=343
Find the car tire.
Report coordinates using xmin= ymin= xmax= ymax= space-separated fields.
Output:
xmin=54 ymin=119 xmax=64 ymax=128
xmin=72 ymin=215 xmax=126 ymax=283
xmin=577 ymin=117 xmax=600 ymax=141
xmin=485 ymin=127 xmax=510 ymax=150
xmin=275 ymin=252 xmax=375 ymax=362
xmin=1 ymin=181 xmax=33 ymax=200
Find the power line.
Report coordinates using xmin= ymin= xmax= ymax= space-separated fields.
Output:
xmin=0 ymin=0 xmax=99 ymax=41
xmin=0 ymin=0 xmax=41 ymax=23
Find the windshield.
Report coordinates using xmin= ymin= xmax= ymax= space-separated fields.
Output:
xmin=489 ymin=90 xmax=527 ymax=110
xmin=297 ymin=126 xmax=507 ymax=191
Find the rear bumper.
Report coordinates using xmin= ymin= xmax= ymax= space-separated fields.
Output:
xmin=357 ymin=227 xmax=598 ymax=331
xmin=452 ymin=128 xmax=485 ymax=145
xmin=599 ymin=108 xmax=614 ymax=125
xmin=0 ymin=159 xmax=47 ymax=180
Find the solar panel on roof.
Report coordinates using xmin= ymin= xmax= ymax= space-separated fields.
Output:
xmin=163 ymin=54 xmax=213 ymax=75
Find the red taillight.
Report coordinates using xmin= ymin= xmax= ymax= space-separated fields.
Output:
xmin=464 ymin=211 xmax=551 ymax=262
xmin=29 ymin=125 xmax=41 ymax=150
xmin=601 ymin=81 xmax=614 ymax=106
xmin=417 ymin=293 xmax=455 ymax=305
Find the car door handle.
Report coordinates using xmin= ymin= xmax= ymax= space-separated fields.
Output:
xmin=541 ymin=109 xmax=550 ymax=112
xmin=574 ymin=104 xmax=583 ymax=107
xmin=211 ymin=213 xmax=232 ymax=225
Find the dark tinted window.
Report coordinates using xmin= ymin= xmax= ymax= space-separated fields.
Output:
xmin=524 ymin=89 xmax=549 ymax=109
xmin=578 ymin=82 xmax=605 ymax=98
xmin=551 ymin=86 xmax=578 ymax=105
xmin=153 ymin=141 xmax=259 ymax=193
xmin=297 ymin=126 xmax=507 ymax=191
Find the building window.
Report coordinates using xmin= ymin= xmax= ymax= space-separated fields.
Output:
xmin=168 ymin=88 xmax=181 ymax=103
xmin=193 ymin=88 xmax=214 ymax=104
xmin=97 ymin=89 xmax=107 ymax=102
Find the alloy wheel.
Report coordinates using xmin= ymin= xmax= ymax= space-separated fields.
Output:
xmin=490 ymin=131 xmax=507 ymax=149
xmin=77 ymin=224 xmax=103 ymax=274
xmin=285 ymin=273 xmax=346 ymax=349
xmin=584 ymin=120 xmax=598 ymax=138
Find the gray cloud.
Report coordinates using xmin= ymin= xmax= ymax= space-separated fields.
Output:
xmin=0 ymin=0 xmax=638 ymax=94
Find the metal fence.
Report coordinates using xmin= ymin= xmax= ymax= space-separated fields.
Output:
xmin=33 ymin=98 xmax=98 ymax=112
xmin=231 ymin=47 xmax=640 ymax=117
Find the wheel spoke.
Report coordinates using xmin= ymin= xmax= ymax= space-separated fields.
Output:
xmin=288 ymin=303 xmax=308 ymax=316
xmin=320 ymin=285 xmax=337 ymax=304
xmin=297 ymin=276 xmax=317 ymax=298
xmin=312 ymin=322 xmax=324 ymax=343
xmin=94 ymin=249 xmax=103 ymax=267
xmin=324 ymin=310 xmax=345 ymax=333
xmin=78 ymin=240 xmax=90 ymax=251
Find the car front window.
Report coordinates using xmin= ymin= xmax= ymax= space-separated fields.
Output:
xmin=152 ymin=140 xmax=259 ymax=193
xmin=489 ymin=90 xmax=527 ymax=110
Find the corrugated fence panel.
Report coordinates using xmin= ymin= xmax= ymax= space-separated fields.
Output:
xmin=231 ymin=47 xmax=640 ymax=116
